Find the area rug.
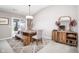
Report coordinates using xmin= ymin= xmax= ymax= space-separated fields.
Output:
xmin=7 ymin=38 xmax=50 ymax=53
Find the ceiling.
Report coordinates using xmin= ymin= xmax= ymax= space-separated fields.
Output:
xmin=0 ymin=5 xmax=49 ymax=16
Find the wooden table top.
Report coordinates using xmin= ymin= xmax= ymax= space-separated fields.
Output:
xmin=22 ymin=30 xmax=37 ymax=36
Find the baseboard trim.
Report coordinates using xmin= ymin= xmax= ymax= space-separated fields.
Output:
xmin=0 ymin=37 xmax=12 ymax=40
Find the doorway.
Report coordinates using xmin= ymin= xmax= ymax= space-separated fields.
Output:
xmin=11 ymin=18 xmax=26 ymax=37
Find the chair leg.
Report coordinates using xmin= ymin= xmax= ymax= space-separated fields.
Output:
xmin=41 ymin=39 xmax=43 ymax=43
xmin=36 ymin=40 xmax=38 ymax=45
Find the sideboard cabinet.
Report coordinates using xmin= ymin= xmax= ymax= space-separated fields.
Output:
xmin=52 ymin=31 xmax=78 ymax=47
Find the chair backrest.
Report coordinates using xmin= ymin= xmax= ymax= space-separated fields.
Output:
xmin=37 ymin=30 xmax=43 ymax=39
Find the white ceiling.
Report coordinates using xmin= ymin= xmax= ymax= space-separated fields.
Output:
xmin=0 ymin=5 xmax=49 ymax=16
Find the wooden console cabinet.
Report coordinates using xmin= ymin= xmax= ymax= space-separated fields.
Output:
xmin=52 ymin=31 xmax=78 ymax=47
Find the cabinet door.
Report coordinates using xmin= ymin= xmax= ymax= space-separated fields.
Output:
xmin=58 ymin=32 xmax=66 ymax=44
xmin=52 ymin=31 xmax=58 ymax=41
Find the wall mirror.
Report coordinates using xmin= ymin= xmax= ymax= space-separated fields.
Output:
xmin=58 ymin=16 xmax=71 ymax=31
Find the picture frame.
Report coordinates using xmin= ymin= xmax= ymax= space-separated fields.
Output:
xmin=0 ymin=17 xmax=9 ymax=25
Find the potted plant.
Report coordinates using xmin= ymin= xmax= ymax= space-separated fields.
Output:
xmin=69 ymin=19 xmax=77 ymax=31
xmin=55 ymin=21 xmax=60 ymax=30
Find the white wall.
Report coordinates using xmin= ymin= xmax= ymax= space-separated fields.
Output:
xmin=33 ymin=5 xmax=78 ymax=39
xmin=77 ymin=6 xmax=79 ymax=52
xmin=0 ymin=11 xmax=25 ymax=39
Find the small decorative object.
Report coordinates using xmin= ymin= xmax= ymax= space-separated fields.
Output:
xmin=69 ymin=19 xmax=77 ymax=31
xmin=59 ymin=25 xmax=65 ymax=31
xmin=0 ymin=17 xmax=9 ymax=25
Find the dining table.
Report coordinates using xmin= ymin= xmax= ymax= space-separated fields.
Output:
xmin=22 ymin=30 xmax=37 ymax=46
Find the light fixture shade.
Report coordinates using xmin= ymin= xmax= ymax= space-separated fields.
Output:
xmin=26 ymin=16 xmax=33 ymax=20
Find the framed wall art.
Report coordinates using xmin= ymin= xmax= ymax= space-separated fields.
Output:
xmin=0 ymin=17 xmax=9 ymax=25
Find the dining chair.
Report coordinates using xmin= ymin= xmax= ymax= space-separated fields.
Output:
xmin=32 ymin=30 xmax=43 ymax=45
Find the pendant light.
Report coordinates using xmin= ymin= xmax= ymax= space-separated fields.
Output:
xmin=26 ymin=5 xmax=33 ymax=20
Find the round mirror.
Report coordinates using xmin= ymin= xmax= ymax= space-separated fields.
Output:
xmin=58 ymin=16 xmax=71 ymax=31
